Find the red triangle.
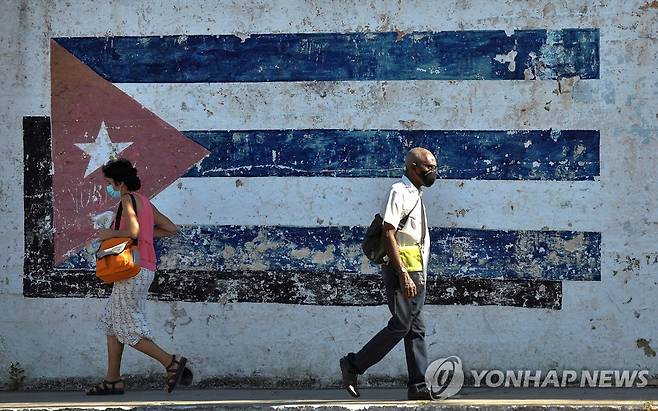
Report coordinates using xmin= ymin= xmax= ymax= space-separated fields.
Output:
xmin=51 ymin=40 xmax=209 ymax=265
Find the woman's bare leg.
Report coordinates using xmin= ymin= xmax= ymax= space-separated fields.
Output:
xmin=132 ymin=338 xmax=174 ymax=368
xmin=106 ymin=335 xmax=124 ymax=380
xmin=132 ymin=338 xmax=187 ymax=386
xmin=91 ymin=334 xmax=125 ymax=392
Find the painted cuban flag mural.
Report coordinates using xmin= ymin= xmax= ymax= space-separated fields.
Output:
xmin=24 ymin=29 xmax=600 ymax=309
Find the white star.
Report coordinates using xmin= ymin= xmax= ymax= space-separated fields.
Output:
xmin=75 ymin=121 xmax=133 ymax=177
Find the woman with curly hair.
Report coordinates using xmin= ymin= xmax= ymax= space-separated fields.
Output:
xmin=87 ymin=158 xmax=192 ymax=395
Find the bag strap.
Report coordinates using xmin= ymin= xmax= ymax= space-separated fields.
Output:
xmin=420 ymin=196 xmax=426 ymax=246
xmin=113 ymin=194 xmax=139 ymax=243
xmin=396 ymin=196 xmax=420 ymax=232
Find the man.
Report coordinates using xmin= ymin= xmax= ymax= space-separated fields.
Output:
xmin=340 ymin=147 xmax=437 ymax=401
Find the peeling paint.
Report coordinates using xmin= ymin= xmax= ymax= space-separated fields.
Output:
xmin=54 ymin=29 xmax=600 ymax=82
xmin=57 ymin=225 xmax=601 ymax=282
xmin=21 ymin=119 xmax=584 ymax=311
xmin=639 ymin=0 xmax=658 ymax=10
xmin=291 ymin=248 xmax=311 ymax=259
xmin=637 ymin=339 xmax=657 ymax=357
xmin=4 ymin=0 xmax=658 ymax=387
xmin=164 ymin=302 xmax=193 ymax=335
xmin=312 ymin=245 xmax=336 ymax=264
xmin=185 ymin=129 xmax=600 ymax=180
xmin=558 ymin=76 xmax=581 ymax=94
xmin=494 ymin=49 xmax=518 ymax=72
xmin=448 ymin=208 xmax=471 ymax=218
xmin=24 ymin=268 xmax=562 ymax=309
xmin=234 ymin=32 xmax=251 ymax=43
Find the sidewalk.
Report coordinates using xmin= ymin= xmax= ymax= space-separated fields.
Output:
xmin=2 ymin=388 xmax=658 ymax=410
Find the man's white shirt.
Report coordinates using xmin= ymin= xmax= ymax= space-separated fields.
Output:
xmin=380 ymin=175 xmax=430 ymax=280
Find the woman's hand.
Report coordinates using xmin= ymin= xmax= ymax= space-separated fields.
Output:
xmin=96 ymin=229 xmax=116 ymax=240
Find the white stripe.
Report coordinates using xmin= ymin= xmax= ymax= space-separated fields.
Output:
xmin=118 ymin=80 xmax=603 ymax=131
xmin=152 ymin=177 xmax=603 ymax=232
xmin=42 ymin=2 xmax=612 ymax=41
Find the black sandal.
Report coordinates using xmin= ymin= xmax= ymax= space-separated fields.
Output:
xmin=165 ymin=355 xmax=188 ymax=393
xmin=86 ymin=379 xmax=124 ymax=395
xmin=181 ymin=366 xmax=194 ymax=386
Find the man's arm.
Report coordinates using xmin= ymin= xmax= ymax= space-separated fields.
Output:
xmin=382 ymin=222 xmax=417 ymax=298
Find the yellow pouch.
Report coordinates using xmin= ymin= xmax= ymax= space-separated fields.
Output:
xmin=399 ymin=245 xmax=423 ymax=272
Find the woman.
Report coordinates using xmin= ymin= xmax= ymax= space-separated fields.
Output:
xmin=87 ymin=158 xmax=192 ymax=395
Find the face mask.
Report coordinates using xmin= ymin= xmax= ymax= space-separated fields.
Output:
xmin=106 ymin=184 xmax=121 ymax=198
xmin=420 ymin=170 xmax=437 ymax=187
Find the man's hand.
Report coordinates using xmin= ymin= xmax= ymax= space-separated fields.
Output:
xmin=399 ymin=270 xmax=417 ymax=298
xmin=382 ymin=222 xmax=418 ymax=298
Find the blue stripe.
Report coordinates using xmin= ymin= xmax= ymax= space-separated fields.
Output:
xmin=183 ymin=129 xmax=599 ymax=180
xmin=61 ymin=226 xmax=601 ymax=281
xmin=54 ymin=29 xmax=599 ymax=82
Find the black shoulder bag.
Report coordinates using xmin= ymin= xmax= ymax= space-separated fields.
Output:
xmin=361 ymin=197 xmax=420 ymax=264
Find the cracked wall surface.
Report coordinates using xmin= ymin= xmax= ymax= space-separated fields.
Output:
xmin=0 ymin=0 xmax=657 ymax=385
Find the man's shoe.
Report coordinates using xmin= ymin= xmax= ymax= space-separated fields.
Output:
xmin=339 ymin=356 xmax=360 ymax=398
xmin=408 ymin=386 xmax=433 ymax=401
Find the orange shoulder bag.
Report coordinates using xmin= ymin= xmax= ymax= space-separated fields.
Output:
xmin=95 ymin=194 xmax=141 ymax=283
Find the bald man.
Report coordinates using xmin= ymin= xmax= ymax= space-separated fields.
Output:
xmin=340 ymin=147 xmax=437 ymax=401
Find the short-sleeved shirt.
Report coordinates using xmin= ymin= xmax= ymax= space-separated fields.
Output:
xmin=380 ymin=175 xmax=430 ymax=278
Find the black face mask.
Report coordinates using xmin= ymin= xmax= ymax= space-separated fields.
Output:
xmin=420 ymin=170 xmax=438 ymax=187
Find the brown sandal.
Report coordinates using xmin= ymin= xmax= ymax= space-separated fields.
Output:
xmin=165 ymin=355 xmax=188 ymax=393
xmin=86 ymin=379 xmax=124 ymax=395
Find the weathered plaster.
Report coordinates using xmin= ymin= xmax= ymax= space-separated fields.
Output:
xmin=1 ymin=0 xmax=657 ymax=386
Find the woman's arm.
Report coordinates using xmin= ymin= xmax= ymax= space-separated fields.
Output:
xmin=153 ymin=204 xmax=177 ymax=238
xmin=97 ymin=194 xmax=140 ymax=240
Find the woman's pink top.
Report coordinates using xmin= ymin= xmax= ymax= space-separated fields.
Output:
xmin=117 ymin=192 xmax=157 ymax=271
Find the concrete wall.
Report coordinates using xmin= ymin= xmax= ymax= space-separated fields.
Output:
xmin=1 ymin=0 xmax=657 ymax=387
